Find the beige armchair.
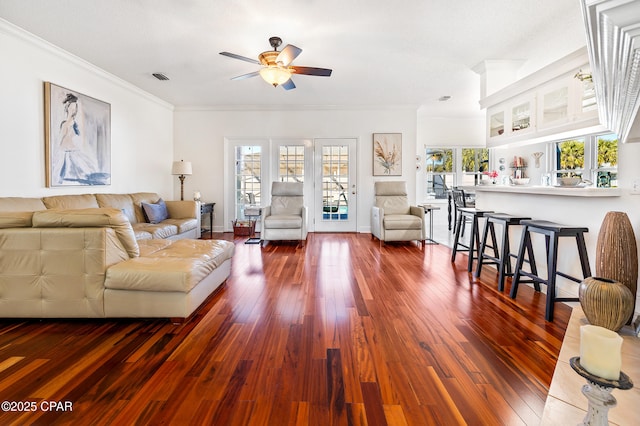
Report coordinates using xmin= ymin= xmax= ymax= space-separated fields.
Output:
xmin=261 ymin=182 xmax=308 ymax=246
xmin=371 ymin=181 xmax=425 ymax=246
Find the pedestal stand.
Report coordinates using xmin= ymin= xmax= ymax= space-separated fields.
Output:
xmin=569 ymin=357 xmax=633 ymax=426
xmin=244 ymin=206 xmax=262 ymax=245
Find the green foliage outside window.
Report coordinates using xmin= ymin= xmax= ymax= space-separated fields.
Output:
xmin=557 ymin=140 xmax=584 ymax=170
xmin=597 ymin=137 xmax=618 ymax=167
xmin=425 ymin=148 xmax=453 ymax=173
xmin=462 ymin=148 xmax=489 ymax=173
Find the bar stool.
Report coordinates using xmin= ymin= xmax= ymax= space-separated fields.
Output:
xmin=451 ymin=207 xmax=493 ymax=272
xmin=510 ymin=220 xmax=591 ymax=321
xmin=474 ymin=213 xmax=532 ymax=292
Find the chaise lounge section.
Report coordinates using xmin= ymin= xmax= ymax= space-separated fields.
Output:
xmin=0 ymin=206 xmax=234 ymax=321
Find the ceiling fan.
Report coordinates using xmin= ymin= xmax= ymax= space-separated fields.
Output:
xmin=220 ymin=36 xmax=332 ymax=90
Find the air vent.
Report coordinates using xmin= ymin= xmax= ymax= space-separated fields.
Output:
xmin=438 ymin=95 xmax=451 ymax=102
xmin=152 ymin=73 xmax=170 ymax=81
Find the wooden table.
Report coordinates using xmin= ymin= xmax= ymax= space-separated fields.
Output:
xmin=541 ymin=306 xmax=639 ymax=425
xmin=199 ymin=202 xmax=215 ymax=236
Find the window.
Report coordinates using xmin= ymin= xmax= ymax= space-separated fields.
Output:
xmin=595 ymin=133 xmax=618 ymax=187
xmin=424 ymin=147 xmax=489 ymax=199
xmin=278 ymin=145 xmax=304 ymax=182
xmin=553 ymin=138 xmax=585 ymax=179
xmin=549 ymin=133 xmax=617 ymax=187
xmin=425 ymin=148 xmax=454 ymax=199
xmin=235 ymin=146 xmax=261 ymax=219
xmin=461 ymin=148 xmax=489 ymax=186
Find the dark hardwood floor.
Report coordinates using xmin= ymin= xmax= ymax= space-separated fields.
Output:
xmin=0 ymin=232 xmax=570 ymax=425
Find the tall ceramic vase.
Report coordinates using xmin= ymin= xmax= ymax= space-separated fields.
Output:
xmin=595 ymin=211 xmax=638 ymax=325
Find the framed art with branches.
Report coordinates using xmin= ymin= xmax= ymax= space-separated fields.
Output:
xmin=373 ymin=133 xmax=401 ymax=176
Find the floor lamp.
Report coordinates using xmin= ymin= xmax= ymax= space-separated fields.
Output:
xmin=172 ymin=160 xmax=192 ymax=201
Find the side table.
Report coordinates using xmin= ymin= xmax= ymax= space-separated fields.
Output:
xmin=199 ymin=202 xmax=215 ymax=238
xmin=244 ymin=206 xmax=262 ymax=244
xmin=421 ymin=204 xmax=441 ymax=245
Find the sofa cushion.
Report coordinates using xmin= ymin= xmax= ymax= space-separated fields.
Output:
xmin=132 ymin=222 xmax=178 ymax=239
xmin=95 ymin=193 xmax=136 ymax=223
xmin=105 ymin=239 xmax=235 ymax=293
xmin=0 ymin=211 xmax=34 ymax=228
xmin=134 ymin=230 xmax=153 ymax=241
xmin=0 ymin=197 xmax=47 ymax=212
xmin=141 ymin=198 xmax=169 ymax=224
xmin=130 ymin=192 xmax=162 ymax=223
xmin=383 ymin=214 xmax=423 ymax=230
xmin=42 ymin=194 xmax=99 ymax=210
xmin=32 ymin=208 xmax=140 ymax=258
xmin=163 ymin=218 xmax=198 ymax=234
xmin=137 ymin=239 xmax=173 ymax=257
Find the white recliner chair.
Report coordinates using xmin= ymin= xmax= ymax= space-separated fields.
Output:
xmin=261 ymin=182 xmax=308 ymax=246
xmin=371 ymin=181 xmax=425 ymax=246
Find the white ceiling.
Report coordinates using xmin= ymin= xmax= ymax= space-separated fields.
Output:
xmin=0 ymin=0 xmax=588 ymax=117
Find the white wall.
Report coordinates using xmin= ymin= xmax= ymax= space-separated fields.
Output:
xmin=0 ymin=20 xmax=174 ymax=198
xmin=173 ymin=108 xmax=417 ymax=232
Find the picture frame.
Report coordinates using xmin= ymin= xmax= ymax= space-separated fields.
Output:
xmin=44 ymin=82 xmax=111 ymax=187
xmin=373 ymin=133 xmax=402 ymax=176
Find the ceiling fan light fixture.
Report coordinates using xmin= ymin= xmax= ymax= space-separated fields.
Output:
xmin=259 ymin=66 xmax=292 ymax=87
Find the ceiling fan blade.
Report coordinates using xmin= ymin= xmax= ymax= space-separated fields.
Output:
xmin=220 ymin=52 xmax=260 ymax=65
xmin=281 ymin=79 xmax=296 ymax=90
xmin=290 ymin=66 xmax=332 ymax=77
xmin=231 ymin=71 xmax=261 ymax=81
xmin=277 ymin=44 xmax=302 ymax=66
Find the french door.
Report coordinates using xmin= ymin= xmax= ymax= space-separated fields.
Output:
xmin=225 ymin=138 xmax=357 ymax=233
xmin=314 ymin=138 xmax=357 ymax=232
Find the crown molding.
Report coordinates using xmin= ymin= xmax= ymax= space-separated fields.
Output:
xmin=174 ymin=104 xmax=420 ymax=112
xmin=0 ymin=18 xmax=173 ymax=111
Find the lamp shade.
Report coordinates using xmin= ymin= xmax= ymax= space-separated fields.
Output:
xmin=172 ymin=160 xmax=192 ymax=175
xmin=259 ymin=66 xmax=292 ymax=87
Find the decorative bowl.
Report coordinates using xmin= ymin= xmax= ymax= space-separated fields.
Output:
xmin=510 ymin=178 xmax=530 ymax=185
xmin=558 ymin=177 xmax=582 ymax=186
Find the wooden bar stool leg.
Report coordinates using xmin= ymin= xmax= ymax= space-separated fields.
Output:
xmin=467 ymin=214 xmax=479 ymax=272
xmin=510 ymin=226 xmax=529 ymax=299
xmin=474 ymin=219 xmax=492 ymax=278
xmin=451 ymin=213 xmax=464 ymax=263
xmin=545 ymin=233 xmax=559 ymax=322
xmin=525 ymin=235 xmax=540 ymax=292
xmin=498 ymin=222 xmax=510 ymax=292
xmin=576 ymin=232 xmax=592 ymax=278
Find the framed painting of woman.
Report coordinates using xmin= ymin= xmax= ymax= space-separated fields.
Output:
xmin=44 ymin=82 xmax=111 ymax=187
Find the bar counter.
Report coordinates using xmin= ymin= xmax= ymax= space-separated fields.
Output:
xmin=469 ymin=184 xmax=621 ymax=197
xmin=469 ymin=184 xmax=637 ymax=309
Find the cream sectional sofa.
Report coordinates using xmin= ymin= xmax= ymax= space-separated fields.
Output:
xmin=0 ymin=196 xmax=234 ymax=320
xmin=0 ymin=192 xmax=200 ymax=240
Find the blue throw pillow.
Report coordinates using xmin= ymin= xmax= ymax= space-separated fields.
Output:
xmin=141 ymin=198 xmax=168 ymax=224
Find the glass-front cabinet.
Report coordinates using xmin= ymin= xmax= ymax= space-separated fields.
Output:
xmin=511 ymin=100 xmax=532 ymax=133
xmin=484 ymin=56 xmax=603 ymax=147
xmin=486 ymin=94 xmax=535 ymax=144
xmin=536 ymin=69 xmax=599 ymax=131
xmin=489 ymin=110 xmax=504 ymax=137
xmin=540 ymin=85 xmax=569 ymax=126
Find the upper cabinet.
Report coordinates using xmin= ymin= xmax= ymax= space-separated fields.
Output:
xmin=582 ymin=0 xmax=640 ymax=143
xmin=479 ymin=48 xmax=606 ymax=147
xmin=536 ymin=68 xmax=599 ymax=131
xmin=487 ymin=94 xmax=535 ymax=141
